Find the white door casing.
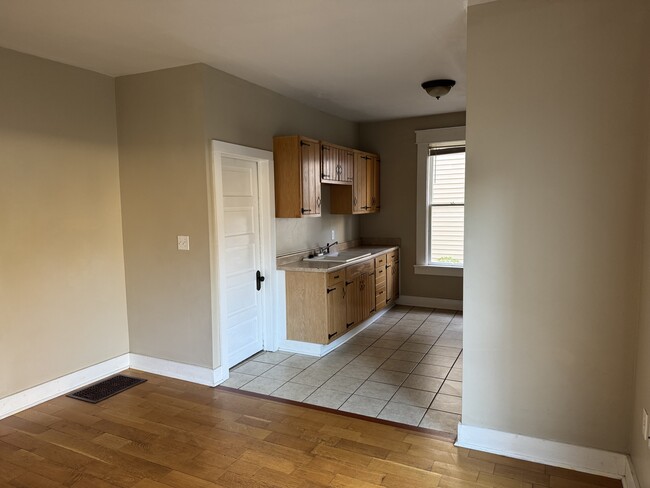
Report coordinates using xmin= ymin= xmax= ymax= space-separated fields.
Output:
xmin=209 ymin=141 xmax=277 ymax=382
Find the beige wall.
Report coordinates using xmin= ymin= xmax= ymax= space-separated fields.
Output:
xmin=359 ymin=113 xmax=465 ymax=301
xmin=0 ymin=48 xmax=129 ymax=398
xmin=465 ymin=0 xmax=646 ymax=452
xmin=116 ymin=64 xmax=359 ymax=369
xmin=630 ymin=18 xmax=650 ymax=483
xmin=116 ymin=65 xmax=214 ymax=368
xmin=202 ymin=65 xmax=360 ymax=257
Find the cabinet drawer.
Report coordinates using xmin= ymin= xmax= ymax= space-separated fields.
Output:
xmin=375 ymin=254 xmax=387 ymax=269
xmin=346 ymin=259 xmax=374 ymax=280
xmin=327 ymin=270 xmax=344 ymax=286
xmin=388 ymin=250 xmax=399 ymax=262
xmin=375 ymin=280 xmax=386 ymax=295
xmin=375 ymin=265 xmax=386 ymax=282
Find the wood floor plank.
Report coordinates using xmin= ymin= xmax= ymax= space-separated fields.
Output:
xmin=0 ymin=371 xmax=621 ymax=488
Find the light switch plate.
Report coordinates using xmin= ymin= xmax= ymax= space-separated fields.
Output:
xmin=177 ymin=235 xmax=190 ymax=251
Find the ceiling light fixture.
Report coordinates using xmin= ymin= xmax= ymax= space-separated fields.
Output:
xmin=421 ymin=79 xmax=456 ymax=99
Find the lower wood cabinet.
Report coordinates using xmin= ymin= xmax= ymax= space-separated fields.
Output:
xmin=285 ymin=249 xmax=398 ymax=345
xmin=386 ymin=250 xmax=399 ymax=305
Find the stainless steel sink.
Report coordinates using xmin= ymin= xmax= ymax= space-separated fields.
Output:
xmin=303 ymin=250 xmax=372 ymax=263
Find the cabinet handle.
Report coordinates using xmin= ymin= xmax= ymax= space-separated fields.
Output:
xmin=327 ymin=287 xmax=336 ymax=294
xmin=346 ymin=322 xmax=355 ymax=328
xmin=345 ymin=280 xmax=354 ymax=286
xmin=328 ymin=331 xmax=337 ymax=339
xmin=386 ymin=264 xmax=391 ymax=268
xmin=301 ymin=208 xmax=312 ymax=214
xmin=322 ymin=173 xmax=331 ymax=178
xmin=333 ymin=274 xmax=340 ymax=279
xmin=317 ymin=196 xmax=321 ymax=207
xmin=378 ymin=290 xmax=384 ymax=295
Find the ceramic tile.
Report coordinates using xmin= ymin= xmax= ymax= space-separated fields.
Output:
xmin=304 ymin=388 xmax=351 ymax=409
xmin=322 ymin=373 xmax=365 ymax=393
xmin=389 ymin=350 xmax=425 ymax=362
xmin=419 ymin=409 xmax=460 ymax=434
xmin=412 ymin=363 xmax=450 ymax=379
xmin=349 ymin=355 xmax=386 ymax=368
xmin=402 ymin=374 xmax=443 ymax=393
xmin=261 ymin=364 xmax=303 ymax=382
xmin=252 ymin=351 xmax=293 ymax=365
xmin=439 ymin=380 xmax=462 ymax=397
xmin=408 ymin=335 xmax=437 ymax=345
xmin=338 ymin=364 xmax=376 ymax=380
xmin=367 ymin=369 xmax=409 ymax=386
xmin=221 ymin=372 xmax=256 ymax=389
xmin=398 ymin=342 xmax=432 ymax=354
xmin=435 ymin=338 xmax=463 ymax=348
xmin=240 ymin=377 xmax=285 ymax=395
xmin=447 ymin=368 xmax=463 ymax=382
xmin=373 ymin=339 xmax=404 ymax=350
xmin=279 ymin=354 xmax=318 ymax=369
xmin=380 ymin=359 xmax=417 ymax=373
xmin=291 ymin=369 xmax=335 ymax=387
xmin=346 ymin=335 xmax=377 ymax=346
xmin=429 ymin=345 xmax=462 ymax=358
xmin=431 ymin=393 xmax=462 ymax=414
xmin=355 ymin=380 xmax=399 ymax=400
xmin=378 ymin=401 xmax=427 ymax=426
xmin=233 ymin=360 xmax=274 ymax=376
xmin=391 ymin=387 xmax=435 ymax=408
xmin=270 ymin=382 xmax=317 ymax=402
xmin=420 ymin=354 xmax=456 ymax=367
xmin=339 ymin=395 xmax=387 ymax=417
xmin=335 ymin=344 xmax=367 ymax=356
xmin=361 ymin=347 xmax=395 ymax=359
xmin=381 ymin=332 xmax=412 ymax=342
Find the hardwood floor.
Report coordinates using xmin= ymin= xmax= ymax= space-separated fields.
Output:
xmin=0 ymin=370 xmax=621 ymax=488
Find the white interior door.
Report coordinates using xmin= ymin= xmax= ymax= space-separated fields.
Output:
xmin=222 ymin=156 xmax=264 ymax=368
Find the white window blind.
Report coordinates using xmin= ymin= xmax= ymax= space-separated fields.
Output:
xmin=428 ymin=146 xmax=465 ymax=265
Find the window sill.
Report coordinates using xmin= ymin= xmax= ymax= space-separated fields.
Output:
xmin=413 ymin=264 xmax=463 ymax=277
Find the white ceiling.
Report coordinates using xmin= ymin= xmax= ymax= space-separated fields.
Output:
xmin=0 ymin=0 xmax=468 ymax=122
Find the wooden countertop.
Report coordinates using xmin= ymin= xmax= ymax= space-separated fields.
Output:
xmin=277 ymin=246 xmax=399 ymax=273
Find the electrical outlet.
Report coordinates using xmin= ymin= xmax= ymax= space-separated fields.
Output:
xmin=331 ymin=229 xmax=336 ymax=240
xmin=177 ymin=235 xmax=190 ymax=251
xmin=641 ymin=408 xmax=648 ymax=441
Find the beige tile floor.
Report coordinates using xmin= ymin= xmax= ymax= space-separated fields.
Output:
xmin=222 ymin=305 xmax=463 ymax=435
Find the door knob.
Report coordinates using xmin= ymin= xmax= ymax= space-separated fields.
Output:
xmin=256 ymin=270 xmax=265 ymax=291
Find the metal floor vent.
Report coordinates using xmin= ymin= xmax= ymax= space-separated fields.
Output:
xmin=66 ymin=374 xmax=146 ymax=404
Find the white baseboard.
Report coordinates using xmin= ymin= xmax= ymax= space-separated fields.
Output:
xmin=624 ymin=456 xmax=640 ymax=488
xmin=397 ymin=295 xmax=463 ymax=311
xmin=278 ymin=304 xmax=394 ymax=357
xmin=456 ymin=423 xmax=627 ymax=481
xmin=0 ymin=353 xmax=130 ymax=420
xmin=129 ymin=354 xmax=224 ymax=387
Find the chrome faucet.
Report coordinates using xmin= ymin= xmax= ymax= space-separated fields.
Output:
xmin=314 ymin=241 xmax=339 ymax=257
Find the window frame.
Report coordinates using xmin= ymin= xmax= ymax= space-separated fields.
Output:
xmin=414 ymin=126 xmax=466 ymax=277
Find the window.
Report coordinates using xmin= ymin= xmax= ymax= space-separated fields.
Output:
xmin=428 ymin=144 xmax=465 ymax=266
xmin=414 ymin=126 xmax=465 ymax=277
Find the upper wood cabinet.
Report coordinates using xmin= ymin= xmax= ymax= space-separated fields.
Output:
xmin=273 ymin=135 xmax=321 ymax=218
xmin=321 ymin=143 xmax=353 ymax=185
xmin=330 ymin=150 xmax=380 ymax=215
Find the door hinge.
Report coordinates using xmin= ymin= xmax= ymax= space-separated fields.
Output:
xmin=301 ymin=208 xmax=312 ymax=214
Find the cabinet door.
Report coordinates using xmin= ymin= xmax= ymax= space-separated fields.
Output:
xmin=327 ymin=281 xmax=346 ymax=343
xmin=365 ymin=156 xmax=375 ymax=212
xmin=372 ymin=157 xmax=380 ymax=212
xmin=353 ymin=152 xmax=367 ymax=213
xmin=343 ymin=149 xmax=354 ymax=184
xmin=345 ymin=276 xmax=360 ymax=330
xmin=386 ymin=260 xmax=394 ymax=305
xmin=392 ymin=259 xmax=399 ymax=300
xmin=300 ymin=138 xmax=320 ymax=216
